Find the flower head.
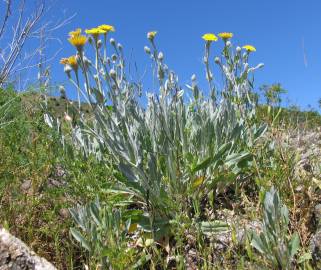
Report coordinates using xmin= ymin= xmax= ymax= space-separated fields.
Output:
xmin=85 ymin=28 xmax=106 ymax=37
xmin=68 ymin=34 xmax=87 ymax=51
xmin=67 ymin=55 xmax=78 ymax=71
xmin=218 ymin=32 xmax=233 ymax=40
xmin=60 ymin=58 xmax=69 ymax=65
xmin=98 ymin=24 xmax=115 ymax=33
xmin=242 ymin=45 xmax=256 ymax=52
xmin=69 ymin=28 xmax=82 ymax=37
xmin=60 ymin=56 xmax=78 ymax=71
xmin=202 ymin=33 xmax=218 ymax=42
xmin=147 ymin=31 xmax=157 ymax=40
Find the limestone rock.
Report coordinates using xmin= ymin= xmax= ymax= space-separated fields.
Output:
xmin=0 ymin=227 xmax=56 ymax=270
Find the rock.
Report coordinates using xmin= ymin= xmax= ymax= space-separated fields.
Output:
xmin=310 ymin=204 xmax=321 ymax=268
xmin=58 ymin=208 xmax=70 ymax=220
xmin=315 ymin=204 xmax=321 ymax=225
xmin=185 ymin=248 xmax=198 ymax=270
xmin=47 ymin=165 xmax=67 ymax=189
xmin=236 ymin=220 xmax=262 ymax=243
xmin=298 ymin=158 xmax=312 ymax=172
xmin=311 ymin=230 xmax=321 ymax=269
xmin=0 ymin=227 xmax=56 ymax=270
xmin=54 ymin=165 xmax=66 ymax=178
xmin=211 ymin=220 xmax=262 ymax=248
xmin=47 ymin=178 xmax=64 ymax=188
xmin=20 ymin=180 xmax=32 ymax=195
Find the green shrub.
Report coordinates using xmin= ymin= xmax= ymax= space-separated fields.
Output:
xmin=250 ymin=187 xmax=300 ymax=269
xmin=50 ymin=28 xmax=269 ymax=268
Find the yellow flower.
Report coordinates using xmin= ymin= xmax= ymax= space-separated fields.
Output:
xmin=128 ymin=223 xmax=138 ymax=233
xmin=67 ymin=55 xmax=78 ymax=70
xmin=192 ymin=176 xmax=205 ymax=188
xmin=202 ymin=33 xmax=218 ymax=42
xmin=147 ymin=31 xmax=157 ymax=40
xmin=60 ymin=56 xmax=78 ymax=71
xmin=85 ymin=28 xmax=106 ymax=37
xmin=60 ymin=58 xmax=69 ymax=65
xmin=242 ymin=45 xmax=256 ymax=52
xmin=218 ymin=32 xmax=233 ymax=40
xmin=69 ymin=28 xmax=82 ymax=37
xmin=68 ymin=34 xmax=87 ymax=51
xmin=98 ymin=24 xmax=115 ymax=33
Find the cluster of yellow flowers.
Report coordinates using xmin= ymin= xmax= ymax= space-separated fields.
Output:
xmin=85 ymin=25 xmax=115 ymax=38
xmin=61 ymin=27 xmax=256 ymax=71
xmin=202 ymin=32 xmax=256 ymax=52
xmin=67 ymin=24 xmax=115 ymax=50
xmin=61 ymin=24 xmax=115 ymax=69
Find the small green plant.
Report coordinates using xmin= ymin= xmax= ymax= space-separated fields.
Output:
xmin=69 ymin=199 xmax=137 ymax=269
xmin=0 ymin=88 xmax=15 ymax=129
xmin=260 ymin=83 xmax=287 ymax=107
xmin=250 ymin=186 xmax=300 ymax=269
xmin=260 ymin=83 xmax=287 ymax=125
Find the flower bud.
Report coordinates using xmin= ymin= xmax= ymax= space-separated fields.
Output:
xmin=214 ymin=57 xmax=220 ymax=64
xmin=111 ymin=54 xmax=118 ymax=62
xmin=158 ymin=52 xmax=164 ymax=61
xmin=226 ymin=41 xmax=231 ymax=47
xmin=59 ymin=85 xmax=65 ymax=93
xmin=117 ymin=43 xmax=123 ymax=50
xmin=236 ymin=46 xmax=241 ymax=53
xmin=257 ymin=63 xmax=264 ymax=69
xmin=97 ymin=40 xmax=102 ymax=49
xmin=191 ymin=74 xmax=196 ymax=81
xmin=110 ymin=38 xmax=116 ymax=46
xmin=109 ymin=69 xmax=116 ymax=79
xmin=59 ymin=85 xmax=66 ymax=98
xmin=203 ymin=56 xmax=208 ymax=64
xmin=144 ymin=46 xmax=151 ymax=54
xmin=147 ymin=31 xmax=157 ymax=41
xmin=64 ymin=65 xmax=72 ymax=78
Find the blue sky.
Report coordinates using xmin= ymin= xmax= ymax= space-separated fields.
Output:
xmin=42 ymin=0 xmax=321 ymax=110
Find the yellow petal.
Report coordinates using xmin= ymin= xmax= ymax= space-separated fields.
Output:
xmin=218 ymin=32 xmax=233 ymax=39
xmin=242 ymin=45 xmax=256 ymax=52
xmin=202 ymin=33 xmax=218 ymax=42
xmin=192 ymin=176 xmax=205 ymax=188
xmin=128 ymin=223 xmax=138 ymax=233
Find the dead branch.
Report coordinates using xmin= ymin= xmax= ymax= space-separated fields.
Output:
xmin=0 ymin=0 xmax=73 ymax=89
xmin=0 ymin=0 xmax=12 ymax=39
